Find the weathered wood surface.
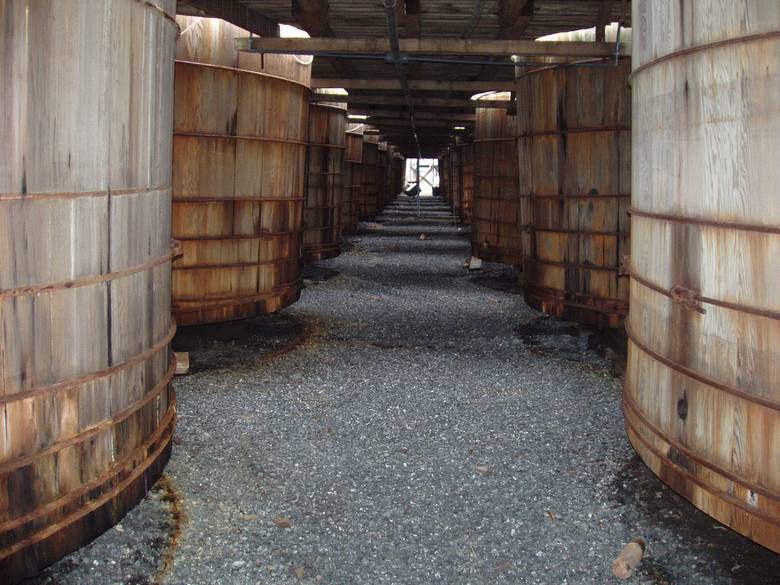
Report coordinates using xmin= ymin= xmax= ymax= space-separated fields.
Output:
xmin=357 ymin=137 xmax=380 ymax=220
xmin=472 ymin=94 xmax=521 ymax=265
xmin=516 ymin=59 xmax=631 ymax=328
xmin=304 ymin=103 xmax=347 ymax=262
xmin=456 ymin=141 xmax=475 ymax=225
xmin=0 ymin=1 xmax=177 ymax=580
xmin=625 ymin=0 xmax=780 ymax=554
xmin=172 ymin=16 xmax=310 ymax=326
xmin=341 ymin=125 xmax=364 ymax=235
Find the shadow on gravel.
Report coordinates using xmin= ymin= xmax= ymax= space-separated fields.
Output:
xmin=172 ymin=313 xmax=305 ymax=373
xmin=302 ymin=264 xmax=341 ymax=284
xmin=516 ymin=316 xmax=616 ymax=372
xmin=468 ymin=266 xmax=522 ymax=294
xmin=611 ymin=455 xmax=780 ymax=585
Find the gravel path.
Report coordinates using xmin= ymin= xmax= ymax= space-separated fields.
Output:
xmin=32 ymin=196 xmax=780 ymax=585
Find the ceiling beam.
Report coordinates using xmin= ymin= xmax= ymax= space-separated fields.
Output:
xmin=367 ymin=118 xmax=472 ymax=128
xmin=311 ymin=94 xmax=512 ymax=108
xmin=595 ymin=1 xmax=613 ymax=42
xmin=245 ymin=37 xmax=626 ymax=57
xmin=349 ymin=109 xmax=476 ymax=121
xmin=312 ymin=78 xmax=515 ymax=92
xmin=289 ymin=0 xmax=360 ymax=78
xmin=498 ymin=0 xmax=534 ymax=39
xmin=178 ymin=0 xmax=279 ymax=37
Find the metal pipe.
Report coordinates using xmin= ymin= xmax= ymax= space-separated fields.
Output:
xmin=383 ymin=0 xmax=422 ymax=160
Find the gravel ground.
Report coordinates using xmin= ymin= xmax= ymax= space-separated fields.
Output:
xmin=31 ymin=196 xmax=780 ymax=585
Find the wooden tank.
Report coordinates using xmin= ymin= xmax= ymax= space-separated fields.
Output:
xmin=457 ymin=141 xmax=475 ymax=225
xmin=304 ymin=102 xmax=347 ymax=262
xmin=392 ymin=154 xmax=405 ymax=201
xmin=358 ymin=136 xmax=380 ymax=220
xmin=625 ymin=1 xmax=780 ymax=553
xmin=0 ymin=1 xmax=177 ymax=580
xmin=472 ymin=94 xmax=521 ymax=264
xmin=447 ymin=146 xmax=463 ymax=219
xmin=439 ymin=151 xmax=451 ymax=206
xmin=515 ymin=60 xmax=631 ymax=328
xmin=172 ymin=17 xmax=310 ymax=326
xmin=377 ymin=141 xmax=391 ymax=209
xmin=342 ymin=124 xmax=364 ymax=235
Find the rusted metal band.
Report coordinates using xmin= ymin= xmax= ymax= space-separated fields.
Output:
xmin=308 ymin=142 xmax=347 ymax=149
xmin=176 ymin=229 xmax=304 ymax=242
xmin=307 ymin=172 xmax=346 ymax=177
xmin=629 ymin=206 xmax=780 ymax=236
xmin=472 ymin=217 xmax=521 ymax=227
xmin=524 ymin=282 xmax=627 ymax=314
xmin=0 ymin=240 xmax=178 ymax=299
xmin=172 ymin=279 xmax=302 ymax=313
xmin=521 ymin=193 xmax=630 ymax=200
xmin=473 ymin=137 xmax=515 ymax=143
xmin=345 ymin=158 xmax=363 ymax=163
xmin=0 ymin=185 xmax=170 ymax=202
xmin=525 ymin=256 xmax=626 ymax=274
xmin=0 ymin=401 xmax=175 ymax=557
xmin=174 ymin=131 xmax=308 ymax=146
xmin=173 ymin=196 xmax=305 ymax=203
xmin=174 ymin=60 xmax=311 ymax=91
xmin=0 ymin=323 xmax=176 ymax=406
xmin=0 ymin=357 xmax=175 ymax=476
xmin=305 ymin=225 xmax=341 ymax=233
xmin=173 ymin=256 xmax=300 ymax=271
xmin=473 ymin=195 xmax=522 ymax=202
xmin=305 ymin=204 xmax=342 ymax=210
xmin=623 ymin=390 xmax=780 ymax=507
xmin=136 ymin=0 xmax=178 ymax=30
xmin=473 ymin=175 xmax=518 ymax=181
xmin=532 ymin=227 xmax=628 ymax=237
xmin=630 ymin=271 xmax=780 ymax=321
xmin=630 ymin=29 xmax=780 ymax=79
xmin=626 ymin=321 xmax=780 ymax=412
xmin=517 ymin=125 xmax=629 ymax=138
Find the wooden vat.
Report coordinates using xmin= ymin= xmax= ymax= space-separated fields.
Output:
xmin=378 ymin=142 xmax=391 ymax=209
xmin=304 ymin=103 xmax=347 ymax=262
xmin=625 ymin=1 xmax=780 ymax=553
xmin=457 ymin=141 xmax=475 ymax=225
xmin=472 ymin=94 xmax=521 ymax=264
xmin=439 ymin=151 xmax=451 ymax=206
xmin=516 ymin=60 xmax=631 ymax=328
xmin=447 ymin=146 xmax=463 ymax=219
xmin=392 ymin=154 xmax=405 ymax=201
xmin=0 ymin=1 xmax=177 ymax=580
xmin=358 ymin=136 xmax=380 ymax=220
xmin=341 ymin=124 xmax=364 ymax=235
xmin=172 ymin=17 xmax=310 ymax=326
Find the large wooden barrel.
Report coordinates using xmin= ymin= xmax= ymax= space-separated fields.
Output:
xmin=172 ymin=17 xmax=310 ymax=326
xmin=447 ymin=146 xmax=462 ymax=219
xmin=304 ymin=103 xmax=347 ymax=262
xmin=625 ymin=1 xmax=780 ymax=553
xmin=516 ymin=61 xmax=631 ymax=328
xmin=341 ymin=124 xmax=364 ymax=235
xmin=472 ymin=94 xmax=521 ymax=264
xmin=378 ymin=142 xmax=391 ymax=209
xmin=456 ymin=140 xmax=474 ymax=225
xmin=391 ymin=154 xmax=405 ymax=202
xmin=0 ymin=1 xmax=177 ymax=580
xmin=439 ymin=151 xmax=452 ymax=206
xmin=358 ymin=136 xmax=380 ymax=220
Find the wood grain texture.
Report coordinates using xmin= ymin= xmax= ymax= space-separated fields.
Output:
xmin=341 ymin=125 xmax=364 ymax=235
xmin=357 ymin=137 xmax=380 ymax=220
xmin=172 ymin=16 xmax=310 ymax=326
xmin=456 ymin=141 xmax=475 ymax=225
xmin=0 ymin=1 xmax=177 ymax=581
xmin=304 ymin=104 xmax=347 ymax=262
xmin=516 ymin=59 xmax=631 ymax=328
xmin=626 ymin=0 xmax=780 ymax=553
xmin=472 ymin=94 xmax=522 ymax=264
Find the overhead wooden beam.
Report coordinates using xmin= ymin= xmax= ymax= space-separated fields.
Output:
xmin=178 ymin=0 xmax=279 ymax=37
xmin=349 ymin=109 xmax=476 ymax=121
xmin=244 ymin=37 xmax=626 ymax=57
xmin=312 ymin=78 xmax=515 ymax=92
xmin=367 ymin=118 xmax=472 ymax=128
xmin=289 ymin=0 xmax=360 ymax=78
xmin=595 ymin=1 xmax=613 ymax=42
xmin=312 ymin=94 xmax=513 ymax=109
xmin=498 ymin=0 xmax=534 ymax=39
